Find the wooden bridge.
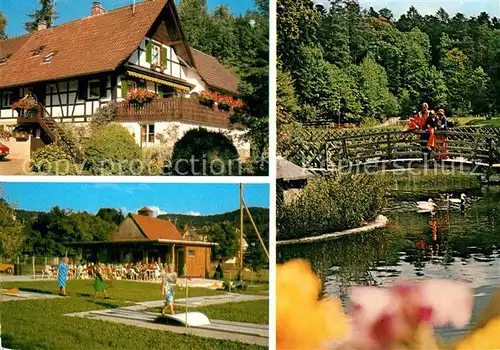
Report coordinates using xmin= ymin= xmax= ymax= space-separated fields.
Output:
xmin=289 ymin=129 xmax=500 ymax=174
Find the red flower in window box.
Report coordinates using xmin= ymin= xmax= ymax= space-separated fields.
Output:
xmin=11 ymin=97 xmax=38 ymax=118
xmin=126 ymin=88 xmax=157 ymax=106
xmin=11 ymin=96 xmax=38 ymax=111
xmin=199 ymin=91 xmax=217 ymax=108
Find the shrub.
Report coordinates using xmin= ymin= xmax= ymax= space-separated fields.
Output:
xmin=90 ymin=103 xmax=117 ymax=130
xmin=30 ymin=145 xmax=71 ymax=173
xmin=277 ymin=174 xmax=388 ymax=240
xmin=83 ymin=124 xmax=140 ymax=175
xmin=142 ymin=146 xmax=172 ymax=175
xmin=171 ymin=128 xmax=240 ymax=176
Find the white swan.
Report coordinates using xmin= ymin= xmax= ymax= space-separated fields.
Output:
xmin=446 ymin=193 xmax=466 ymax=204
xmin=417 ymin=198 xmax=437 ymax=212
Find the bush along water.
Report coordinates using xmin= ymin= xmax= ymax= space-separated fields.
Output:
xmin=277 ymin=174 xmax=388 ymax=241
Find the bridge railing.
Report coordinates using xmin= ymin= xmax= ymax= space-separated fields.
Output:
xmin=292 ymin=130 xmax=499 ymax=171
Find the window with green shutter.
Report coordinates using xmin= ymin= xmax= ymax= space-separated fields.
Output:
xmin=146 ymin=40 xmax=152 ymax=63
xmin=162 ymin=47 xmax=168 ymax=67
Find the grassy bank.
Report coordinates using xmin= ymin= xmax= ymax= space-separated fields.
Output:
xmin=0 ymin=280 xmax=266 ymax=350
xmin=379 ymin=171 xmax=482 ymax=198
xmin=146 ymin=300 xmax=269 ymax=325
xmin=449 ymin=116 xmax=500 ymax=128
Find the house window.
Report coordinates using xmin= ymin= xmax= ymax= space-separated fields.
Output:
xmin=35 ymin=128 xmax=41 ymax=139
xmin=0 ymin=55 xmax=11 ymax=65
xmin=88 ymin=80 xmax=100 ymax=100
xmin=43 ymin=51 xmax=57 ymax=63
xmin=188 ymin=250 xmax=195 ymax=257
xmin=152 ymin=45 xmax=161 ymax=66
xmin=1 ymin=91 xmax=13 ymax=108
xmin=141 ymin=124 xmax=155 ymax=144
xmin=31 ymin=45 xmax=46 ymax=57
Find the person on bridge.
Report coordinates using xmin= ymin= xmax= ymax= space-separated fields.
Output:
xmin=424 ymin=110 xmax=438 ymax=152
xmin=435 ymin=109 xmax=449 ymax=160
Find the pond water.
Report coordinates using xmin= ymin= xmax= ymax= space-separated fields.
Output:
xmin=277 ymin=186 xmax=500 ymax=340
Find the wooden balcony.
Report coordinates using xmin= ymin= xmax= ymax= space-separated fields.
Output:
xmin=16 ymin=105 xmax=42 ymax=125
xmin=115 ymin=96 xmax=235 ymax=129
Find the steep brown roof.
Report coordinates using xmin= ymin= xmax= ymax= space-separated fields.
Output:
xmin=0 ymin=0 xmax=169 ymax=89
xmin=0 ymin=34 xmax=33 ymax=58
xmin=190 ymin=48 xmax=239 ymax=95
xmin=130 ymin=213 xmax=183 ymax=241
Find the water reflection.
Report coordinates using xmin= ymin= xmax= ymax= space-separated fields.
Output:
xmin=277 ymin=186 xmax=500 ymax=339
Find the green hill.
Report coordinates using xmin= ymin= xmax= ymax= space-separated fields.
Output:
xmin=158 ymin=207 xmax=269 ymax=242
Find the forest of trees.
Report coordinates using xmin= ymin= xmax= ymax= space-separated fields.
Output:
xmin=0 ymin=201 xmax=268 ymax=270
xmin=179 ymin=0 xmax=270 ymax=172
xmin=278 ymin=0 xmax=500 ymax=124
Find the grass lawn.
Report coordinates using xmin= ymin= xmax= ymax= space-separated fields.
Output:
xmin=146 ymin=300 xmax=269 ymax=325
xmin=1 ymin=279 xmax=224 ymax=302
xmin=221 ymin=268 xmax=269 ymax=283
xmin=449 ymin=116 xmax=500 ymax=127
xmin=0 ymin=297 xmax=265 ymax=350
xmin=0 ymin=280 xmax=267 ymax=349
xmin=379 ymin=170 xmax=482 ymax=196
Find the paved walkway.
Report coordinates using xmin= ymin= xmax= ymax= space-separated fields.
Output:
xmin=66 ymin=294 xmax=269 ymax=346
xmin=125 ymin=293 xmax=268 ymax=310
xmin=66 ymin=308 xmax=268 ymax=345
xmin=0 ymin=289 xmax=61 ymax=302
xmin=0 ymin=158 xmax=29 ymax=175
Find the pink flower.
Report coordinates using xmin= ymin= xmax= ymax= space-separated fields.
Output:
xmin=343 ymin=280 xmax=473 ymax=349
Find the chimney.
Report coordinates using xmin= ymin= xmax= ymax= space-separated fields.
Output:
xmin=91 ymin=1 xmax=106 ymax=16
xmin=37 ymin=20 xmax=48 ymax=31
xmin=138 ymin=207 xmax=153 ymax=217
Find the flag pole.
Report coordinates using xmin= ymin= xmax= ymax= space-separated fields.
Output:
xmin=239 ymin=183 xmax=244 ymax=279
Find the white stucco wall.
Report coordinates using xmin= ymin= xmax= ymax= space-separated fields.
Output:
xmin=119 ymin=120 xmax=250 ymax=160
xmin=128 ymin=38 xmax=186 ymax=80
xmin=184 ymin=67 xmax=207 ymax=95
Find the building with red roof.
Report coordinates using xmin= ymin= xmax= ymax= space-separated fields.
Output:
xmin=74 ymin=207 xmax=216 ymax=278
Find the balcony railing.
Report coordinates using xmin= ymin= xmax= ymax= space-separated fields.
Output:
xmin=115 ymin=96 xmax=234 ymax=128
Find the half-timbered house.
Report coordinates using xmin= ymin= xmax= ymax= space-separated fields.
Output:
xmin=0 ymin=0 xmax=248 ymax=157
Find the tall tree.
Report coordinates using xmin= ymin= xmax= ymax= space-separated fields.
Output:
xmin=0 ymin=11 xmax=7 ymax=40
xmin=207 ymin=222 xmax=239 ymax=260
xmin=96 ymin=208 xmax=125 ymax=226
xmin=178 ymin=0 xmax=211 ymax=51
xmin=420 ymin=66 xmax=448 ymax=109
xmin=467 ymin=67 xmax=492 ymax=115
xmin=0 ymin=198 xmax=25 ymax=260
xmin=206 ymin=6 xmax=237 ymax=64
xmin=379 ymin=8 xmax=394 ymax=22
xmin=24 ymin=0 xmax=58 ymax=33
xmin=277 ymin=0 xmax=319 ymax=72
xmin=318 ymin=0 xmax=350 ymax=67
xmin=442 ymin=48 xmax=472 ymax=114
xmin=291 ymin=45 xmax=342 ymax=121
xmin=396 ymin=6 xmax=423 ymax=32
xmin=356 ymin=55 xmax=399 ymax=118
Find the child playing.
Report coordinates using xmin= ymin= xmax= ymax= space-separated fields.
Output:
xmin=161 ymin=264 xmax=177 ymax=315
